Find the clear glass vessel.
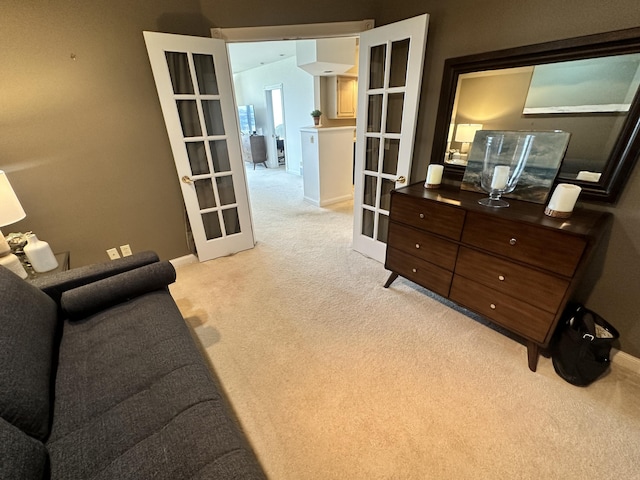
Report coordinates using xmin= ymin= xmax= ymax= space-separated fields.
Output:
xmin=478 ymin=133 xmax=535 ymax=207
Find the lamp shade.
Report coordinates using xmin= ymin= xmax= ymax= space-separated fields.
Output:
xmin=0 ymin=170 xmax=26 ymax=227
xmin=455 ymin=124 xmax=483 ymax=143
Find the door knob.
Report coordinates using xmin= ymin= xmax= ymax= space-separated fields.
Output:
xmin=397 ymin=176 xmax=406 ymax=184
xmin=181 ymin=175 xmax=193 ymax=185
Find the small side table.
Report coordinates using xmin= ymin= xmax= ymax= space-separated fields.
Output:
xmin=25 ymin=251 xmax=70 ymax=280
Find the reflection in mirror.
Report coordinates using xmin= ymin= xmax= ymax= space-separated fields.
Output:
xmin=433 ymin=27 xmax=640 ymax=202
xmin=446 ymin=54 xmax=640 ymax=182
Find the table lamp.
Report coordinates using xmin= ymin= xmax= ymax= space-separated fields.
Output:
xmin=455 ymin=124 xmax=483 ymax=154
xmin=0 ymin=170 xmax=28 ymax=278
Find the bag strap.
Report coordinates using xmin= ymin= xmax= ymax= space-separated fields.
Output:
xmin=578 ymin=310 xmax=597 ymax=342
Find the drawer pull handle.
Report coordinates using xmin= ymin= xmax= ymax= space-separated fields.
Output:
xmin=412 ymin=268 xmax=417 ymax=273
xmin=509 ymin=238 xmax=517 ymax=246
xmin=490 ymin=303 xmax=497 ymax=310
xmin=498 ymin=275 xmax=505 ymax=281
xmin=415 ymin=243 xmax=420 ymax=249
xmin=419 ymin=213 xmax=425 ymax=219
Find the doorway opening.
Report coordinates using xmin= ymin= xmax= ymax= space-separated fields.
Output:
xmin=226 ymin=36 xmax=358 ymax=208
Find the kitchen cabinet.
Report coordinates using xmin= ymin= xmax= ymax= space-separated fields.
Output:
xmin=327 ymin=76 xmax=357 ymax=119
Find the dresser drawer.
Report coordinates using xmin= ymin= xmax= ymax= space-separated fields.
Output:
xmin=386 ymin=248 xmax=453 ymax=297
xmin=450 ymin=275 xmax=554 ymax=343
xmin=455 ymin=247 xmax=569 ymax=314
xmin=390 ymin=193 xmax=465 ymax=240
xmin=462 ymin=212 xmax=586 ymax=277
xmin=388 ymin=222 xmax=459 ymax=271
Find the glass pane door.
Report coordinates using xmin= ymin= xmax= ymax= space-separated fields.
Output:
xmin=145 ymin=32 xmax=254 ymax=261
xmin=352 ymin=15 xmax=429 ymax=263
xmin=166 ymin=51 xmax=241 ymax=241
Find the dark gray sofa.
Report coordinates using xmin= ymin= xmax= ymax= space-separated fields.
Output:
xmin=0 ymin=252 xmax=265 ymax=480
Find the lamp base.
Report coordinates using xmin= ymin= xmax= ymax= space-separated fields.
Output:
xmin=0 ymin=252 xmax=28 ymax=279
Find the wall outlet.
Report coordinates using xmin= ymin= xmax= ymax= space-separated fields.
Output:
xmin=120 ymin=244 xmax=132 ymax=257
xmin=106 ymin=248 xmax=121 ymax=260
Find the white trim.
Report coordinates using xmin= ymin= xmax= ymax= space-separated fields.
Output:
xmin=211 ymin=20 xmax=375 ymax=43
xmin=611 ymin=348 xmax=640 ymax=374
xmin=523 ymin=104 xmax=631 ymax=114
xmin=170 ymin=254 xmax=199 ymax=267
xmin=304 ymin=193 xmax=353 ymax=207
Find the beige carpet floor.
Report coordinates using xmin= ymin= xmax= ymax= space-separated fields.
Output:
xmin=169 ymin=166 xmax=640 ymax=480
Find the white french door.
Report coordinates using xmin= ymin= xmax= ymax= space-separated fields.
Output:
xmin=144 ymin=31 xmax=254 ymax=261
xmin=352 ymin=14 xmax=429 ymax=262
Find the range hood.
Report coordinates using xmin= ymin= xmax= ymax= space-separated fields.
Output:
xmin=296 ymin=37 xmax=357 ymax=76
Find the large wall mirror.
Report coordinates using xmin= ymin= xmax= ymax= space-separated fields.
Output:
xmin=432 ymin=27 xmax=640 ymax=202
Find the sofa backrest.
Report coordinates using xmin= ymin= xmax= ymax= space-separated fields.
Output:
xmin=0 ymin=266 xmax=58 ymax=441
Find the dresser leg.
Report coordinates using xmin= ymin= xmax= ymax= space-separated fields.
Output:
xmin=384 ymin=272 xmax=399 ymax=288
xmin=527 ymin=341 xmax=539 ymax=372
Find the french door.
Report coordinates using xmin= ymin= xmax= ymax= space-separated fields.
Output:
xmin=144 ymin=32 xmax=254 ymax=261
xmin=352 ymin=15 xmax=429 ymax=262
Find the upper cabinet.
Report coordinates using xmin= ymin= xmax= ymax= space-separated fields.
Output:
xmin=327 ymin=75 xmax=358 ymax=119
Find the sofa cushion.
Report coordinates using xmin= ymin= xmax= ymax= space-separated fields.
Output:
xmin=0 ymin=267 xmax=58 ymax=441
xmin=47 ymin=290 xmax=264 ymax=479
xmin=0 ymin=416 xmax=49 ymax=479
xmin=60 ymin=261 xmax=176 ymax=320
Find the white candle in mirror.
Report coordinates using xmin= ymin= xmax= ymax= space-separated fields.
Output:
xmin=425 ymin=164 xmax=444 ymax=187
xmin=576 ymin=171 xmax=601 ymax=182
xmin=547 ymin=183 xmax=582 ymax=213
xmin=491 ymin=166 xmax=510 ymax=190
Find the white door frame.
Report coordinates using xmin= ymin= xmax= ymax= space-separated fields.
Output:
xmin=211 ymin=20 xmax=374 ymax=42
xmin=210 ymin=19 xmax=428 ymax=264
xmin=220 ymin=21 xmax=374 ymax=177
xmin=264 ymin=83 xmax=285 ymax=168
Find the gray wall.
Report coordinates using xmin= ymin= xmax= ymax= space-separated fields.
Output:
xmin=1 ymin=0 xmax=639 ymax=357
xmin=0 ymin=0 xmax=215 ymax=267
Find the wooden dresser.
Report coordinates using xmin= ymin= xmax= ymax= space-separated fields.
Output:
xmin=384 ymin=183 xmax=611 ymax=371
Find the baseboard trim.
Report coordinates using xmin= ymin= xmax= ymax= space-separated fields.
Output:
xmin=611 ymin=348 xmax=640 ymax=374
xmin=319 ymin=194 xmax=353 ymax=207
xmin=170 ymin=254 xmax=198 ymax=267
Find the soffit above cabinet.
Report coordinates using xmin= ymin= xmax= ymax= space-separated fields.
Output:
xmin=296 ymin=37 xmax=357 ymax=76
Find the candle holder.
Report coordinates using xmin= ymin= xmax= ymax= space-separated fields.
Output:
xmin=545 ymin=183 xmax=582 ymax=218
xmin=478 ymin=133 xmax=535 ymax=207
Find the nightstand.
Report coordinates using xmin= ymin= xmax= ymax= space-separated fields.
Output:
xmin=25 ymin=251 xmax=70 ymax=280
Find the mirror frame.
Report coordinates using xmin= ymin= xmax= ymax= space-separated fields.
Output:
xmin=433 ymin=27 xmax=640 ymax=203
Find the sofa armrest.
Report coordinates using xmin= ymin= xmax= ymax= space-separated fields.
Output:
xmin=32 ymin=251 xmax=160 ymax=303
xmin=60 ymin=261 xmax=177 ymax=320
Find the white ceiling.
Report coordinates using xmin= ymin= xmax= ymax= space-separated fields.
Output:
xmin=227 ymin=40 xmax=298 ymax=74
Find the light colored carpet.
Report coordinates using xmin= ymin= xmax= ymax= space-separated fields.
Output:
xmin=169 ymin=166 xmax=640 ymax=480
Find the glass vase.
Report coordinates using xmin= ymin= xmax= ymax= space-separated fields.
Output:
xmin=478 ymin=133 xmax=535 ymax=207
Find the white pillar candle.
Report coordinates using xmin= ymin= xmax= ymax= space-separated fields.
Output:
xmin=425 ymin=164 xmax=444 ymax=187
xmin=547 ymin=183 xmax=582 ymax=213
xmin=576 ymin=171 xmax=601 ymax=182
xmin=491 ymin=165 xmax=510 ymax=190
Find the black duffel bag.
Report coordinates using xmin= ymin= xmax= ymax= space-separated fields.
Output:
xmin=552 ymin=304 xmax=619 ymax=386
